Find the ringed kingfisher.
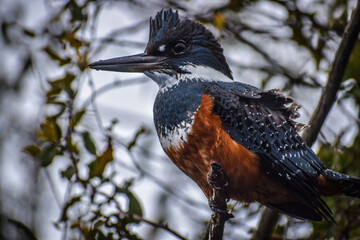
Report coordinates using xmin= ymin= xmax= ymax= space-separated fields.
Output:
xmin=89 ymin=9 xmax=360 ymax=221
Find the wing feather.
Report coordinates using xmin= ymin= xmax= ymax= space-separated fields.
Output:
xmin=206 ymin=82 xmax=333 ymax=221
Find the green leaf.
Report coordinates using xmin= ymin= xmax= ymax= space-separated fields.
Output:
xmin=24 ymin=145 xmax=41 ymax=158
xmin=81 ymin=131 xmax=97 ymax=155
xmin=59 ymin=195 xmax=81 ymax=222
xmin=64 ymin=86 xmax=75 ymax=98
xmin=126 ymin=191 xmax=143 ymax=219
xmin=38 ymin=117 xmax=62 ymax=142
xmin=68 ymin=0 xmax=87 ymax=22
xmin=46 ymin=73 xmax=77 ymax=102
xmin=88 ymin=144 xmax=113 ymax=178
xmin=68 ymin=141 xmax=79 ymax=155
xmin=49 ymin=73 xmax=76 ymax=90
xmin=46 ymin=86 xmax=62 ymax=98
xmin=61 ymin=32 xmax=83 ymax=50
xmin=61 ymin=165 xmax=75 ymax=180
xmin=71 ymin=109 xmax=85 ymax=128
xmin=38 ymin=143 xmax=59 ymax=167
xmin=213 ymin=12 xmax=225 ymax=29
xmin=42 ymin=46 xmax=71 ymax=66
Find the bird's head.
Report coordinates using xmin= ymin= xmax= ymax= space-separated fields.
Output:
xmin=89 ymin=9 xmax=233 ymax=87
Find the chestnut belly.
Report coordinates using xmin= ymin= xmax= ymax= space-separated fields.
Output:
xmin=161 ymin=94 xmax=294 ymax=203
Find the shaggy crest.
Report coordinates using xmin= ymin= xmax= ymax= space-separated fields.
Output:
xmin=147 ymin=9 xmax=233 ymax=79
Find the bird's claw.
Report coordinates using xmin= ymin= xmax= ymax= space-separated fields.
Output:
xmin=207 ymin=162 xmax=228 ymax=190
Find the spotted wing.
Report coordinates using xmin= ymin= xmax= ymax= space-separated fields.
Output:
xmin=206 ymin=82 xmax=333 ymax=221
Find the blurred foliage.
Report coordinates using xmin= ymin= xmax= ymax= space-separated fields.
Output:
xmin=24 ymin=10 xmax=147 ymax=236
xmin=0 ymin=0 xmax=359 ymax=239
xmin=310 ymin=136 xmax=360 ymax=239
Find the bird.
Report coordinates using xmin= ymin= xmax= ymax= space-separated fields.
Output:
xmin=89 ymin=9 xmax=360 ymax=221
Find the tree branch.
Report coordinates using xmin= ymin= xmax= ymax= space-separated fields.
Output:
xmin=253 ymin=1 xmax=360 ymax=239
xmin=252 ymin=208 xmax=280 ymax=240
xmin=207 ymin=162 xmax=233 ymax=240
xmin=302 ymin=0 xmax=360 ymax=146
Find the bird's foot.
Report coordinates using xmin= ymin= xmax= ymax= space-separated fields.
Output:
xmin=207 ymin=162 xmax=229 ymax=190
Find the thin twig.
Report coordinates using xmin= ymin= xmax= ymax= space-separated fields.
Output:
xmin=97 ymin=191 xmax=187 ymax=240
xmin=43 ymin=168 xmax=62 ymax=208
xmin=87 ymin=75 xmax=106 ymax=134
xmin=83 ymin=76 xmax=148 ymax=108
xmin=125 ymin=149 xmax=208 ymax=209
xmin=120 ymin=211 xmax=187 ymax=240
xmin=91 ymin=18 xmax=148 ymax=57
xmin=65 ymin=97 xmax=80 ymax=181
xmin=61 ymin=181 xmax=73 ymax=240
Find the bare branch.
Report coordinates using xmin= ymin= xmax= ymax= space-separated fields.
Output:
xmin=207 ymin=162 xmax=233 ymax=240
xmin=252 ymin=208 xmax=280 ymax=240
xmin=43 ymin=168 xmax=62 ymax=208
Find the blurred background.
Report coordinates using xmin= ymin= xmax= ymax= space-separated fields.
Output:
xmin=0 ymin=0 xmax=359 ymax=239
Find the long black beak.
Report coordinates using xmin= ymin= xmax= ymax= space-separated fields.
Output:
xmin=88 ymin=53 xmax=167 ymax=73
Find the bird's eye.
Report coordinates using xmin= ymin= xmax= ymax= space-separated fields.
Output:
xmin=172 ymin=41 xmax=187 ymax=54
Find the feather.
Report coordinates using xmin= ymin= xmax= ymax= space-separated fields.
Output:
xmin=206 ymin=82 xmax=334 ymax=221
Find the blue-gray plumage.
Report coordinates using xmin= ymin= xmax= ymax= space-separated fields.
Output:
xmin=153 ymin=80 xmax=202 ymax=146
xmin=89 ymin=8 xmax=360 ymax=222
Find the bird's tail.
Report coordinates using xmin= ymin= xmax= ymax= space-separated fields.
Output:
xmin=324 ymin=169 xmax=360 ymax=198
